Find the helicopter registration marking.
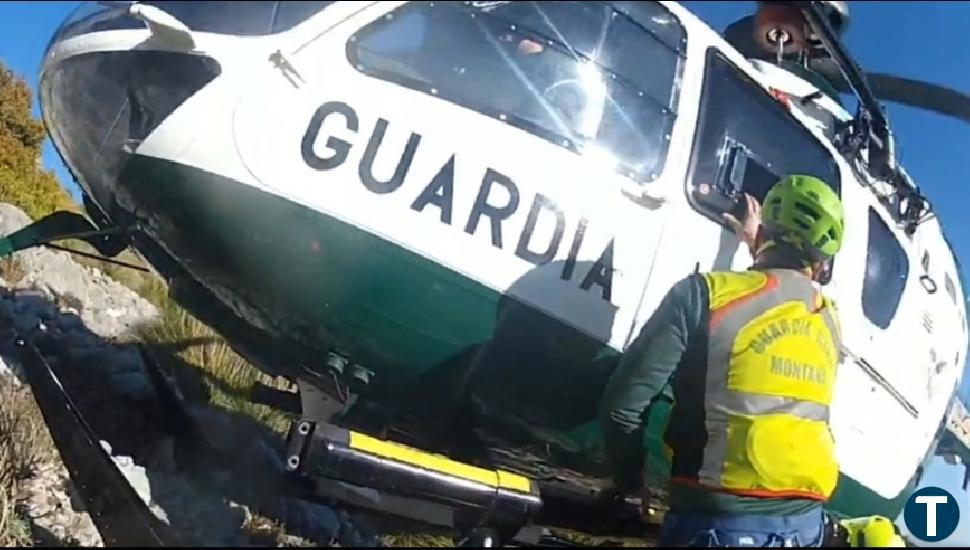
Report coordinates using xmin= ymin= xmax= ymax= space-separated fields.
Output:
xmin=300 ymin=100 xmax=616 ymax=302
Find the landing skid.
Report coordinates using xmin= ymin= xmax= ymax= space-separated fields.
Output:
xmin=13 ymin=336 xmax=178 ymax=547
xmin=0 ymin=210 xmax=134 ymax=260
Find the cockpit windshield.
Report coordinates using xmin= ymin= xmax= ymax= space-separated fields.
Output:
xmin=349 ymin=1 xmax=686 ymax=183
xmin=50 ymin=1 xmax=336 ymax=46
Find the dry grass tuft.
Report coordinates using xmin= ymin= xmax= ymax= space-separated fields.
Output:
xmin=133 ymin=277 xmax=291 ymax=435
xmin=0 ymin=484 xmax=31 ymax=547
xmin=381 ymin=533 xmax=455 ymax=547
xmin=241 ymin=513 xmax=319 ymax=547
xmin=0 ymin=375 xmax=56 ymax=546
xmin=0 ymin=256 xmax=25 ymax=286
xmin=242 ymin=513 xmax=288 ymax=546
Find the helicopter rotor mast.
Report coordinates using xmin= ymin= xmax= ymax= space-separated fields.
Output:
xmin=767 ymin=1 xmax=930 ymax=232
xmin=792 ymin=2 xmax=893 ymax=172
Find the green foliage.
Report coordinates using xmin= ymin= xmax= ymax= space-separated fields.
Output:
xmin=0 ymin=58 xmax=76 ymax=547
xmin=0 ymin=61 xmax=78 ymax=220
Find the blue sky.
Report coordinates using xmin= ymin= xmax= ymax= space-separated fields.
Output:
xmin=3 ymin=0 xmax=970 ymax=544
xmin=1 ymin=1 xmax=77 ymax=194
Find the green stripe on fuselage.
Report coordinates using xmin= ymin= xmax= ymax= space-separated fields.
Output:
xmin=119 ymin=153 xmax=620 ymax=431
xmin=115 ymin=154 xmax=914 ymax=521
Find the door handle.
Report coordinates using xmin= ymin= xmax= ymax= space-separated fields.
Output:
xmin=620 ymin=185 xmax=666 ymax=210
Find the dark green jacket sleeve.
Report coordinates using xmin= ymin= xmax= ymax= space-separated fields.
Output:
xmin=599 ymin=273 xmax=706 ymax=494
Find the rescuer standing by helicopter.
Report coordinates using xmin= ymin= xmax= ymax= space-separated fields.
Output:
xmin=599 ymin=175 xmax=846 ymax=547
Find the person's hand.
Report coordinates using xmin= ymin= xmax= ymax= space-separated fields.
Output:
xmin=723 ymin=192 xmax=762 ymax=255
xmin=517 ymin=38 xmax=544 ymax=55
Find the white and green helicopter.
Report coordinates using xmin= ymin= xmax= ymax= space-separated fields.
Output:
xmin=7 ymin=0 xmax=970 ymax=544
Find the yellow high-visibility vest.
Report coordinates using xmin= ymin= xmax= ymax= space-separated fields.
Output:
xmin=666 ymin=268 xmax=843 ymax=501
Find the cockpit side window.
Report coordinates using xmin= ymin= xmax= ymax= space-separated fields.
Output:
xmin=687 ymin=48 xmax=841 ymax=220
xmin=347 ymin=1 xmax=687 ymax=183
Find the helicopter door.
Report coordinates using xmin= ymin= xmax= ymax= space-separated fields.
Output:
xmin=826 ymin=188 xmax=944 ymax=496
xmin=679 ymin=47 xmax=844 ymax=273
xmin=854 ymin=204 xmax=944 ymax=413
xmin=673 ymin=47 xmax=922 ymax=497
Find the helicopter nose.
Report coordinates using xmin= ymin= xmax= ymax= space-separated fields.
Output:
xmin=39 ymin=3 xmax=221 ymax=205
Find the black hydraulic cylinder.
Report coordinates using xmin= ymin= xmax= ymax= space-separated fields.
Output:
xmin=285 ymin=420 xmax=541 ymax=538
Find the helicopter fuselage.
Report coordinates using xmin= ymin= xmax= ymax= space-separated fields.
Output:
xmin=38 ymin=0 xmax=969 ymax=522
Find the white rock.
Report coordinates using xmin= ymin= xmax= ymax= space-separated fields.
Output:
xmin=0 ymin=204 xmax=158 ymax=341
xmin=0 ymin=355 xmax=12 ymax=379
xmin=112 ymin=455 xmax=154 ymax=509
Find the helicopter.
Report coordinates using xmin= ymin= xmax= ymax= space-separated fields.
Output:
xmin=5 ymin=0 xmax=970 ymax=545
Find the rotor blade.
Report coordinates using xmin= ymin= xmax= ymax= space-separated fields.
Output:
xmin=866 ymin=72 xmax=970 ymax=125
xmin=809 ymin=57 xmax=970 ymax=125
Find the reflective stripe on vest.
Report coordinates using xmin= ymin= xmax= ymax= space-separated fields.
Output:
xmin=693 ymin=269 xmax=842 ymax=501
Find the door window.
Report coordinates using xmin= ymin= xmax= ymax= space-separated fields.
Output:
xmin=862 ymin=208 xmax=910 ymax=329
xmin=687 ymin=48 xmax=841 ymax=219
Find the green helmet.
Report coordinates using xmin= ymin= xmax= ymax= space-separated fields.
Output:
xmin=762 ymin=174 xmax=845 ymax=261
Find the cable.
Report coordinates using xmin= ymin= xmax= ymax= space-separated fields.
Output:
xmin=42 ymin=243 xmax=151 ymax=273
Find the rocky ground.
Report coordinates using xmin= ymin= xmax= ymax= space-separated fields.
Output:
xmin=0 ymin=203 xmax=382 ymax=547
